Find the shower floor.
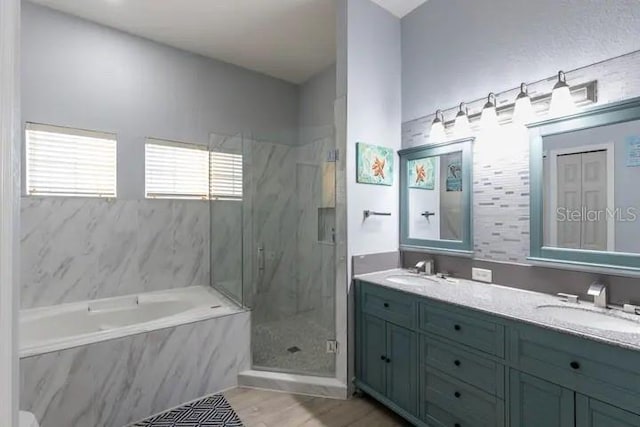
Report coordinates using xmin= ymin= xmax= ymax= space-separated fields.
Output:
xmin=252 ymin=313 xmax=335 ymax=377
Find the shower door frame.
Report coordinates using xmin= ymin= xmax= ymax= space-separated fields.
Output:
xmin=0 ymin=0 xmax=21 ymax=423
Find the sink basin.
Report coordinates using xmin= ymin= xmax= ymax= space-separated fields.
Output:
xmin=536 ymin=305 xmax=640 ymax=333
xmin=385 ymin=274 xmax=437 ymax=286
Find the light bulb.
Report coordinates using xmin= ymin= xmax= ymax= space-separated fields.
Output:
xmin=480 ymin=92 xmax=498 ymax=131
xmin=549 ymin=71 xmax=576 ymax=118
xmin=454 ymin=102 xmax=471 ymax=138
xmin=429 ymin=110 xmax=446 ymax=143
xmin=513 ymin=83 xmax=534 ymax=125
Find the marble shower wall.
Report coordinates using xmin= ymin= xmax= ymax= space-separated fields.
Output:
xmin=239 ymin=135 xmax=336 ymax=328
xmin=246 ymin=140 xmax=298 ymax=322
xmin=20 ymin=311 xmax=250 ymax=427
xmin=21 ymin=197 xmax=209 ymax=309
xmin=296 ymin=136 xmax=336 ymax=328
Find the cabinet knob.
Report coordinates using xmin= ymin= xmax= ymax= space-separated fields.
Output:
xmin=383 ymin=302 xmax=390 ymax=308
xmin=454 ymin=360 xmax=461 ymax=367
xmin=570 ymin=361 xmax=580 ymax=370
xmin=455 ymin=424 xmax=461 ymax=427
xmin=454 ymin=391 xmax=461 ymax=398
xmin=454 ymin=324 xmax=461 ymax=331
xmin=380 ymin=355 xmax=386 ymax=361
xmin=385 ymin=357 xmax=391 ymax=363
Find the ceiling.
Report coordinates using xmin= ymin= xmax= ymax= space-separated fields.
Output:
xmin=371 ymin=0 xmax=428 ymax=18
xmin=28 ymin=0 xmax=337 ymax=84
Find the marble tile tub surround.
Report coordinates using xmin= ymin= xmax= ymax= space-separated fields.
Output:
xmin=20 ymin=310 xmax=250 ymax=427
xmin=21 ymin=197 xmax=209 ymax=309
xmin=356 ymin=269 xmax=640 ymax=352
xmin=402 ymin=50 xmax=640 ymax=265
xmin=402 ymin=251 xmax=640 ymax=307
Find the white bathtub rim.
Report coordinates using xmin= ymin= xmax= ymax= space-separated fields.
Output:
xmin=19 ymin=286 xmax=246 ymax=358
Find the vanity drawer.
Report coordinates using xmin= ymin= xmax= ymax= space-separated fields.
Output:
xmin=421 ymin=366 xmax=505 ymax=427
xmin=418 ymin=302 xmax=505 ymax=357
xmin=511 ymin=323 xmax=640 ymax=414
xmin=359 ymin=282 xmax=415 ymax=329
xmin=422 ymin=400 xmax=476 ymax=427
xmin=421 ymin=335 xmax=504 ymax=397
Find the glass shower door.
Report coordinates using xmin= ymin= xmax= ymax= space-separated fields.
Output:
xmin=245 ymin=132 xmax=337 ymax=377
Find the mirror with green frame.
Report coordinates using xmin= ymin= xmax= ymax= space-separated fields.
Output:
xmin=399 ymin=138 xmax=474 ymax=254
xmin=529 ymin=97 xmax=640 ymax=272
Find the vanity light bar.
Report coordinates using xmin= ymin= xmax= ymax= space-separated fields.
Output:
xmin=440 ymin=80 xmax=598 ymax=131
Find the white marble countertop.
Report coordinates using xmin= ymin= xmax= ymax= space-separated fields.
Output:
xmin=355 ymin=268 xmax=640 ymax=352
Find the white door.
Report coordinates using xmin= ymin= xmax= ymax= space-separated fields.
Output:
xmin=556 ymin=153 xmax=582 ymax=249
xmin=580 ymin=151 xmax=608 ymax=251
xmin=556 ymin=150 xmax=608 ymax=251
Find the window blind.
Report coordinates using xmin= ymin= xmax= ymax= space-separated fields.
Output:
xmin=145 ymin=139 xmax=210 ymax=199
xmin=210 ymin=151 xmax=243 ymax=200
xmin=25 ymin=123 xmax=117 ymax=197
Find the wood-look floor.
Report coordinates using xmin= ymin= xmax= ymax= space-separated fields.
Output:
xmin=224 ymin=387 xmax=409 ymax=427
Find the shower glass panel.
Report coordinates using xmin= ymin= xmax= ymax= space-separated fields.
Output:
xmin=242 ymin=129 xmax=337 ymax=377
xmin=209 ymin=132 xmax=245 ymax=306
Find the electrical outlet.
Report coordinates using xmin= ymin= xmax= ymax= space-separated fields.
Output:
xmin=326 ymin=340 xmax=338 ymax=354
xmin=472 ymin=268 xmax=493 ymax=283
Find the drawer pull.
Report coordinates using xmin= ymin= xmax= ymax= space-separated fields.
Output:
xmin=454 ymin=359 xmax=461 ymax=367
xmin=383 ymin=302 xmax=390 ymax=308
xmin=570 ymin=361 xmax=581 ymax=370
xmin=455 ymin=424 xmax=461 ymax=427
xmin=454 ymin=391 xmax=461 ymax=398
xmin=454 ymin=324 xmax=461 ymax=331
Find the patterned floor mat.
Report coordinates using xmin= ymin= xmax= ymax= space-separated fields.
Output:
xmin=132 ymin=394 xmax=243 ymax=427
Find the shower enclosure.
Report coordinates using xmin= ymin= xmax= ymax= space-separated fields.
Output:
xmin=209 ymin=128 xmax=337 ymax=377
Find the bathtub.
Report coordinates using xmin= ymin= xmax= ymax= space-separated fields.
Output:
xmin=20 ymin=286 xmax=251 ymax=426
xmin=20 ymin=285 xmax=240 ymax=358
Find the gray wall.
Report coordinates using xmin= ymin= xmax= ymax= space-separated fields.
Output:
xmin=402 ymin=0 xmax=640 ymax=122
xmin=22 ymin=1 xmax=299 ymax=200
xmin=299 ymin=64 xmax=337 ymax=144
xmin=346 ymin=0 xmax=401 ymax=258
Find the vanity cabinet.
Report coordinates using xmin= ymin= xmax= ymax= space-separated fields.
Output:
xmin=509 ymin=370 xmax=574 ymax=427
xmin=355 ymin=280 xmax=640 ymax=427
xmin=358 ymin=285 xmax=418 ymax=418
xmin=509 ymin=370 xmax=640 ymax=427
xmin=576 ymin=396 xmax=640 ymax=427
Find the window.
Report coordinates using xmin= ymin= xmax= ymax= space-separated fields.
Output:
xmin=210 ymin=151 xmax=243 ymax=200
xmin=145 ymin=139 xmax=210 ymax=199
xmin=25 ymin=123 xmax=117 ymax=197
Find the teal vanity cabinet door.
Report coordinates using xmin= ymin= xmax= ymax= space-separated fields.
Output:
xmin=359 ymin=313 xmax=387 ymax=396
xmin=576 ymin=395 xmax=640 ymax=427
xmin=509 ymin=370 xmax=574 ymax=427
xmin=386 ymin=323 xmax=418 ymax=415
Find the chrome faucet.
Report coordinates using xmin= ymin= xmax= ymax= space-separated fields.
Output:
xmin=587 ymin=282 xmax=607 ymax=308
xmin=414 ymin=259 xmax=434 ymax=275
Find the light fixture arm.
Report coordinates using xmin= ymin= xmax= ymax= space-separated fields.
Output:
xmin=516 ymin=83 xmax=529 ymax=100
xmin=554 ymin=70 xmax=569 ymax=89
xmin=456 ymin=102 xmax=468 ymax=117
xmin=484 ymin=92 xmax=496 ymax=109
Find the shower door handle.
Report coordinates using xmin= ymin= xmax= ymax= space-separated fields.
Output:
xmin=257 ymin=245 xmax=265 ymax=271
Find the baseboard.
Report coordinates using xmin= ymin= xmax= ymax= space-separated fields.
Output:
xmin=238 ymin=370 xmax=348 ymax=400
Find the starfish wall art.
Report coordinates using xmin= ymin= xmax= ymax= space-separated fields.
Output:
xmin=356 ymin=142 xmax=394 ymax=186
